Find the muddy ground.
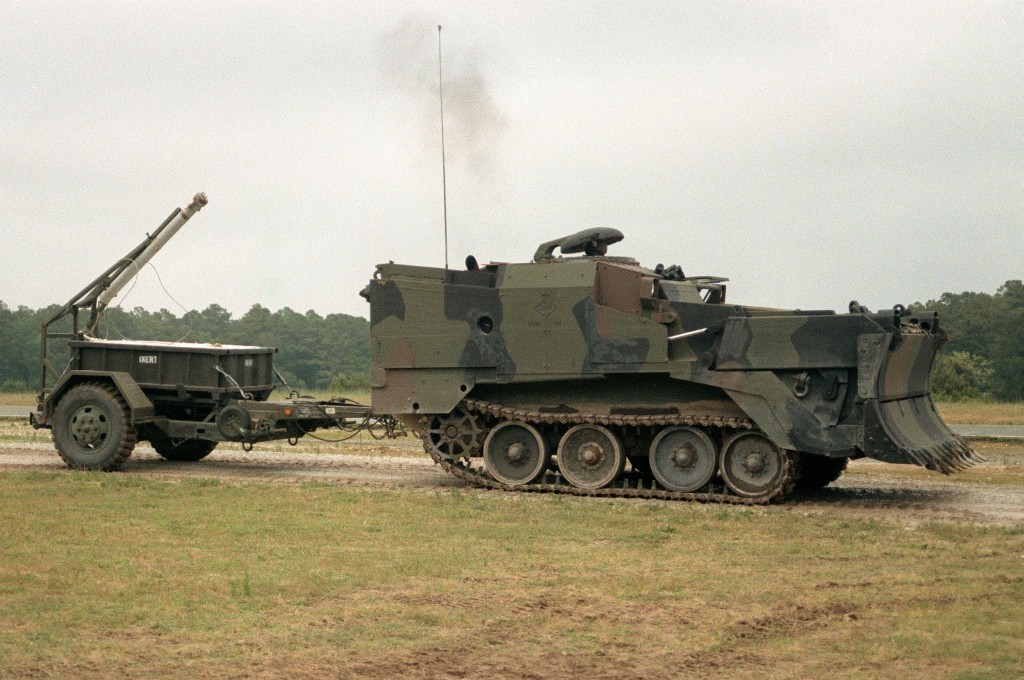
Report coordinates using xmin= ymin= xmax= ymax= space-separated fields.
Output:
xmin=2 ymin=439 xmax=1021 ymax=526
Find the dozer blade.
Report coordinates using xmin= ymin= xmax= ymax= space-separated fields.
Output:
xmin=864 ymin=396 xmax=980 ymax=474
xmin=859 ymin=331 xmax=983 ymax=474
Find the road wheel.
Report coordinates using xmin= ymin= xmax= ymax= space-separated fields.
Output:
xmin=719 ymin=431 xmax=796 ymax=501
xmin=556 ymin=424 xmax=626 ymax=489
xmin=649 ymin=426 xmax=717 ymax=492
xmin=483 ymin=421 xmax=548 ymax=486
xmin=52 ymin=382 xmax=136 ymax=471
xmin=797 ymin=455 xmax=848 ymax=491
xmin=150 ymin=435 xmax=218 ymax=462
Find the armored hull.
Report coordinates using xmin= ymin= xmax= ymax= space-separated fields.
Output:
xmin=364 ymin=229 xmax=978 ymax=502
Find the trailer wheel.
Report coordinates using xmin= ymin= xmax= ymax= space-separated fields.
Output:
xmin=52 ymin=382 xmax=136 ymax=471
xmin=216 ymin=405 xmax=252 ymax=441
xmin=150 ymin=435 xmax=217 ymax=462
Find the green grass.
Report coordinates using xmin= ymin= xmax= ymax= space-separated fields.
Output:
xmin=0 ymin=419 xmax=51 ymax=444
xmin=0 ymin=472 xmax=1020 ymax=678
xmin=936 ymin=401 xmax=1024 ymax=425
xmin=0 ymin=392 xmax=37 ymax=407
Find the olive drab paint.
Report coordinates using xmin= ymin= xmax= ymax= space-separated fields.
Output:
xmin=365 ymin=228 xmax=978 ymax=478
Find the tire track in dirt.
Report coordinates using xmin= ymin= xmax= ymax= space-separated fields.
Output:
xmin=0 ymin=443 xmax=464 ymax=490
xmin=1 ymin=443 xmax=1021 ymax=525
xmin=792 ymin=463 xmax=1024 ymax=526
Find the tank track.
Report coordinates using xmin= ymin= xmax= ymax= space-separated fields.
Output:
xmin=417 ymin=398 xmax=798 ymax=505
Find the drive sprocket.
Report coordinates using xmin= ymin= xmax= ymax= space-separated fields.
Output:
xmin=422 ymin=406 xmax=487 ymax=461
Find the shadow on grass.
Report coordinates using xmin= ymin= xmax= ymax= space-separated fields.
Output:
xmin=791 ymin=484 xmax=962 ymax=506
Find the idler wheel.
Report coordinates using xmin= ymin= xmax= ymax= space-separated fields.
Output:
xmin=556 ymin=424 xmax=625 ymax=489
xmin=648 ymin=426 xmax=717 ymax=492
xmin=719 ymin=431 xmax=789 ymax=500
xmin=483 ymin=421 xmax=548 ymax=486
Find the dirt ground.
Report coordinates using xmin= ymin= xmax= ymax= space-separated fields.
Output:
xmin=2 ymin=440 xmax=1021 ymax=526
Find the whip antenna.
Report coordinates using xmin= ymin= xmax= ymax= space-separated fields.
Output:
xmin=438 ymin=24 xmax=449 ymax=269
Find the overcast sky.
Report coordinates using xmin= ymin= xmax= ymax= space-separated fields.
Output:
xmin=2 ymin=1 xmax=1021 ymax=322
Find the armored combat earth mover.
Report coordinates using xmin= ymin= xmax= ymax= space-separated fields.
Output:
xmin=364 ymin=227 xmax=979 ymax=503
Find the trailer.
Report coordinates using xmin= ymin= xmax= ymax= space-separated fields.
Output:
xmin=31 ymin=193 xmax=376 ymax=471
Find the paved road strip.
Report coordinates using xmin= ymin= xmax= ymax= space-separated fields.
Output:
xmin=2 ymin=406 xmax=1022 ymax=439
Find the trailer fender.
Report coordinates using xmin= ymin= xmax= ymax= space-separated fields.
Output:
xmin=45 ymin=371 xmax=155 ymax=426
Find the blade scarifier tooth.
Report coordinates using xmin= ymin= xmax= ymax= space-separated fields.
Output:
xmin=965 ymin=440 xmax=984 ymax=465
xmin=937 ymin=445 xmax=956 ymax=473
xmin=952 ymin=441 xmax=971 ymax=468
xmin=937 ymin=441 xmax=956 ymax=469
xmin=949 ymin=440 xmax=964 ymax=459
xmin=907 ymin=447 xmax=927 ymax=468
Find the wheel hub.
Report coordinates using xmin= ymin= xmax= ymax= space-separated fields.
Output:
xmin=506 ymin=442 xmax=525 ymax=463
xmin=70 ymin=407 xmax=107 ymax=448
xmin=579 ymin=443 xmax=604 ymax=466
xmin=669 ymin=445 xmax=696 ymax=469
xmin=743 ymin=452 xmax=766 ymax=474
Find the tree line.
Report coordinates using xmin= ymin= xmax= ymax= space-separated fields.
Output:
xmin=0 ymin=302 xmax=369 ymax=393
xmin=1 ymin=279 xmax=1021 ymax=400
xmin=918 ymin=280 xmax=1023 ymax=402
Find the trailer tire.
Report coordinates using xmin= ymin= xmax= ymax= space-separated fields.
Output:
xmin=150 ymin=435 xmax=217 ymax=462
xmin=216 ymin=405 xmax=252 ymax=441
xmin=52 ymin=382 xmax=136 ymax=471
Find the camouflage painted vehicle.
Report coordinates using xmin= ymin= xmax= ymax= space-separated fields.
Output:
xmin=363 ymin=228 xmax=978 ymax=503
